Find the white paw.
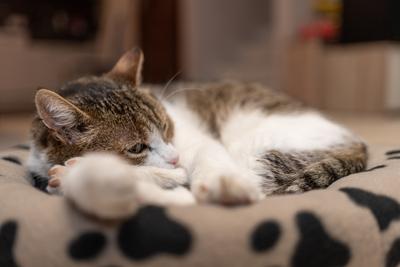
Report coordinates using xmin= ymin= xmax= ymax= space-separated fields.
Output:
xmin=170 ymin=187 xmax=197 ymax=205
xmin=191 ymin=173 xmax=262 ymax=205
xmin=47 ymin=158 xmax=80 ymax=195
xmin=55 ymin=153 xmax=139 ymax=219
xmin=149 ymin=167 xmax=188 ymax=188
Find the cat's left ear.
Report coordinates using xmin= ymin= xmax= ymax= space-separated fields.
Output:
xmin=107 ymin=47 xmax=144 ymax=86
xmin=35 ymin=89 xmax=90 ymax=145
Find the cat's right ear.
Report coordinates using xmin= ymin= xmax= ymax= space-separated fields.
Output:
xmin=107 ymin=47 xmax=144 ymax=86
xmin=35 ymin=89 xmax=90 ymax=145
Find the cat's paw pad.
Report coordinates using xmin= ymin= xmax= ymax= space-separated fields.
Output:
xmin=192 ymin=175 xmax=261 ymax=205
xmin=46 ymin=164 xmax=67 ymax=195
xmin=61 ymin=153 xmax=138 ymax=219
xmin=46 ymin=157 xmax=83 ymax=195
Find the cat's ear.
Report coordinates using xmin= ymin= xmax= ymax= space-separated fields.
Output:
xmin=35 ymin=89 xmax=90 ymax=145
xmin=107 ymin=47 xmax=144 ymax=86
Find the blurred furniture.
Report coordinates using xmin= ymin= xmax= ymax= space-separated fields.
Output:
xmin=139 ymin=0 xmax=180 ymax=83
xmin=0 ymin=34 xmax=97 ymax=112
xmin=341 ymin=0 xmax=400 ymax=43
xmin=284 ymin=41 xmax=400 ymax=112
xmin=0 ymin=0 xmax=140 ymax=113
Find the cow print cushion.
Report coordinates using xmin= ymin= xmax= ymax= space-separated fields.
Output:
xmin=0 ymin=221 xmax=19 ymax=267
xmin=117 ymin=206 xmax=192 ymax=260
xmin=1 ymin=156 xmax=21 ymax=166
xmin=387 ymin=238 xmax=400 ymax=267
xmin=66 ymin=206 xmax=192 ymax=262
xmin=341 ymin=188 xmax=400 ymax=231
xmin=251 ymin=220 xmax=281 ymax=252
xmin=291 ymin=212 xmax=350 ymax=267
xmin=0 ymin=145 xmax=399 ymax=267
xmin=68 ymin=232 xmax=107 ymax=260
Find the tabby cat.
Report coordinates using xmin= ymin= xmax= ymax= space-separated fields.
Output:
xmin=28 ymin=48 xmax=367 ymax=218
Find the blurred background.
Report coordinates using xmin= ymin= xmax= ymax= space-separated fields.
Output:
xmin=1 ymin=0 xmax=400 ymax=149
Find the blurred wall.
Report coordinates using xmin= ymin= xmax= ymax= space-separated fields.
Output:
xmin=180 ymin=0 xmax=271 ymax=80
xmin=180 ymin=0 xmax=313 ymax=88
xmin=0 ymin=0 xmax=140 ymax=113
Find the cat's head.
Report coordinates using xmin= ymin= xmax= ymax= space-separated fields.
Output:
xmin=33 ymin=48 xmax=179 ymax=169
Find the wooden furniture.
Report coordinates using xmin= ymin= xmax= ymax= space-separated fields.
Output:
xmin=0 ymin=0 xmax=140 ymax=113
xmin=283 ymin=41 xmax=400 ymax=112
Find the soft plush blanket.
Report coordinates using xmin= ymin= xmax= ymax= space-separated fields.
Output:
xmin=0 ymin=144 xmax=399 ymax=267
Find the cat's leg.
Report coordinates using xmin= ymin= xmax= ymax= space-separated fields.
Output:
xmin=48 ymin=153 xmax=195 ymax=219
xmin=223 ymin=143 xmax=367 ymax=196
xmin=266 ymin=143 xmax=367 ymax=194
xmin=224 ymin=144 xmax=367 ymax=195
xmin=186 ymin=139 xmax=263 ymax=205
xmin=169 ymin=106 xmax=263 ymax=205
xmin=220 ymin=111 xmax=368 ymax=195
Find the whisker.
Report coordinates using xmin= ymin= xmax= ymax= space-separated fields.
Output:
xmin=164 ymin=87 xmax=202 ymax=101
xmin=160 ymin=70 xmax=182 ymax=100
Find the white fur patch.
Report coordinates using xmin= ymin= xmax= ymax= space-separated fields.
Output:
xmin=163 ymin=101 xmax=213 ymax=173
xmin=221 ymin=110 xmax=351 ymax=167
xmin=222 ymin=110 xmax=350 ymax=152
xmin=164 ymin=101 xmax=264 ymax=201
xmin=144 ymin=132 xmax=179 ymax=169
xmin=26 ymin=143 xmax=52 ymax=180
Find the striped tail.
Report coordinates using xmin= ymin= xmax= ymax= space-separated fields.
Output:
xmin=258 ymin=142 xmax=368 ymax=195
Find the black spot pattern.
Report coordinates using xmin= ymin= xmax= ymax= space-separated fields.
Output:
xmin=30 ymin=172 xmax=49 ymax=192
xmin=117 ymin=205 xmax=192 ymax=260
xmin=386 ymin=238 xmax=400 ymax=267
xmin=1 ymin=157 xmax=21 ymax=166
xmin=12 ymin=144 xmax=30 ymax=150
xmin=341 ymin=188 xmax=400 ymax=231
xmin=0 ymin=221 xmax=19 ymax=267
xmin=387 ymin=156 xmax=400 ymax=160
xmin=251 ymin=220 xmax=281 ymax=252
xmin=68 ymin=232 xmax=107 ymax=260
xmin=386 ymin=149 xmax=400 ymax=156
xmin=364 ymin=165 xmax=386 ymax=172
xmin=291 ymin=212 xmax=350 ymax=267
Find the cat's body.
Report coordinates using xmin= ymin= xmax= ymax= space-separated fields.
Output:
xmin=28 ymin=49 xmax=367 ymax=218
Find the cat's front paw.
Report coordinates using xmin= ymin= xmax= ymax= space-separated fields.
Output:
xmin=55 ymin=153 xmax=139 ymax=219
xmin=47 ymin=158 xmax=81 ymax=195
xmin=191 ymin=174 xmax=262 ymax=205
xmin=47 ymin=167 xmax=62 ymax=195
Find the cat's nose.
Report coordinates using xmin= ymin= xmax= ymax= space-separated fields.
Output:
xmin=168 ymin=155 xmax=179 ymax=166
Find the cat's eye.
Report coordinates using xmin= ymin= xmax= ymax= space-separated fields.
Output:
xmin=128 ymin=143 xmax=148 ymax=154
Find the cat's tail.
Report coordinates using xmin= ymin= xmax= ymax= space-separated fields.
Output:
xmin=259 ymin=142 xmax=368 ymax=195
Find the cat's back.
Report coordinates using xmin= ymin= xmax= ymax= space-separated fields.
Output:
xmin=166 ymin=81 xmax=306 ymax=136
xmin=181 ymin=81 xmax=303 ymax=113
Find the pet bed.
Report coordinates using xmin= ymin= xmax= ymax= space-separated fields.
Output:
xmin=0 ymin=144 xmax=400 ymax=267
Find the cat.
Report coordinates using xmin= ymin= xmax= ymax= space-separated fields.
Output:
xmin=28 ymin=48 xmax=367 ymax=219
